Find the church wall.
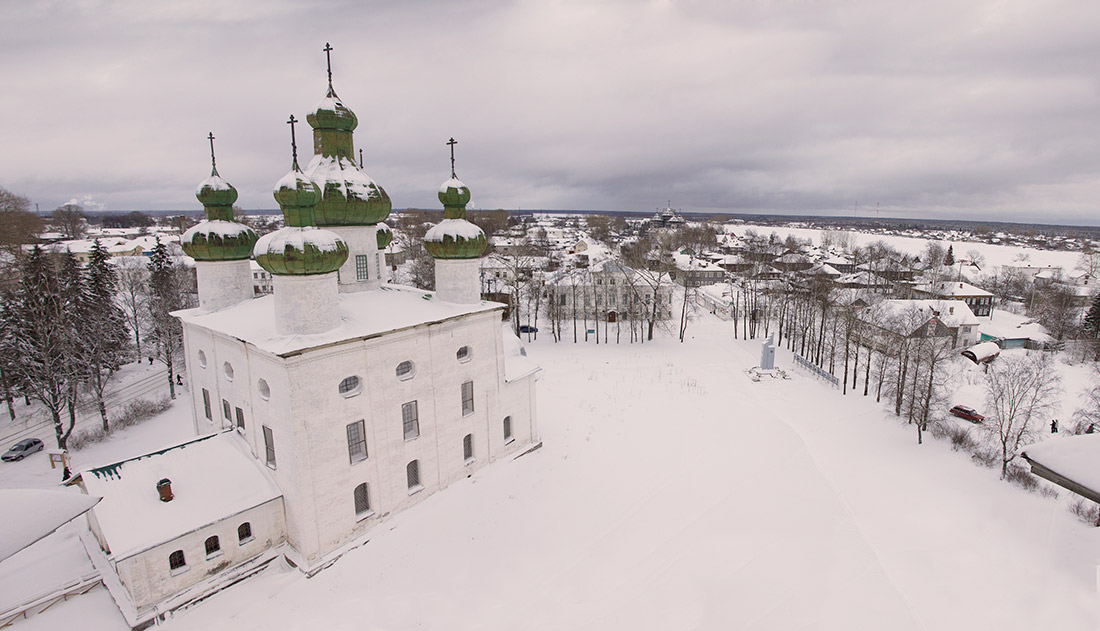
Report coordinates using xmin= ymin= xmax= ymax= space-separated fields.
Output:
xmin=182 ymin=304 xmax=538 ymax=570
xmin=114 ymin=497 xmax=286 ymax=611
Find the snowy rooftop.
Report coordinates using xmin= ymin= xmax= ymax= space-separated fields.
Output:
xmin=1021 ymin=434 xmax=1100 ymax=502
xmin=914 ymin=281 xmax=993 ymax=297
xmin=978 ymin=310 xmax=1053 ymax=343
xmin=0 ymin=489 xmax=101 ymax=562
xmin=77 ymin=431 xmax=281 ymax=560
xmin=876 ymin=299 xmax=979 ymax=328
xmin=176 ymin=284 xmax=503 ymax=357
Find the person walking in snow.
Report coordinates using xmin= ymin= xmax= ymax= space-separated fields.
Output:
xmin=1051 ymin=419 xmax=1058 ymax=434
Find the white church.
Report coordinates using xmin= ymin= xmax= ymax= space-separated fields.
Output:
xmin=69 ymin=47 xmax=540 ymax=628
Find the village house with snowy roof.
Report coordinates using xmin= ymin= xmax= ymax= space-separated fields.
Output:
xmin=858 ymin=299 xmax=980 ymax=352
xmin=911 ymin=281 xmax=994 ymax=317
xmin=69 ymin=46 xmax=540 ymax=629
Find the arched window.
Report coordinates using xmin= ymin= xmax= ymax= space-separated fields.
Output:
xmin=339 ymin=375 xmax=362 ymax=397
xmin=395 ymin=361 xmax=415 ymax=380
xmin=169 ymin=550 xmax=186 ymax=571
xmin=205 ymin=535 xmax=220 ymax=556
xmin=503 ymin=416 xmax=513 ymax=442
xmin=238 ymin=522 xmax=252 ymax=543
xmin=354 ymin=483 xmax=371 ymax=516
xmin=407 ymin=460 xmax=420 ymax=491
xmin=463 ymin=434 xmax=474 ymax=462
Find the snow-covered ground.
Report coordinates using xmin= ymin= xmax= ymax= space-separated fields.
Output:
xmin=3 ymin=313 xmax=1099 ymax=629
xmin=177 ymin=320 xmax=1100 ymax=628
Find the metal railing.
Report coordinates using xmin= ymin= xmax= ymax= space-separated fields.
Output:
xmin=792 ymin=353 xmax=839 ymax=388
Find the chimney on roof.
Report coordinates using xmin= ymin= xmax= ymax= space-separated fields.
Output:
xmin=157 ymin=478 xmax=174 ymax=502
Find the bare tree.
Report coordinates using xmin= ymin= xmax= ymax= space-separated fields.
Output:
xmin=984 ymin=353 xmax=1062 ymax=479
xmin=0 ymin=186 xmax=43 ymax=258
xmin=115 ymin=257 xmax=149 ymax=359
xmin=51 ymin=204 xmax=86 ymax=239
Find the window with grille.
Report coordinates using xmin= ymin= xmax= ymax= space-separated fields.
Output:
xmin=169 ymin=550 xmax=186 ymax=571
xmin=395 ymin=361 xmax=414 ymax=380
xmin=339 ymin=375 xmax=362 ymax=397
xmin=235 ymin=407 xmax=245 ymax=430
xmin=262 ymin=426 xmax=276 ymax=468
xmin=407 ymin=460 xmax=420 ymax=490
xmin=205 ymin=536 xmax=220 ymax=556
xmin=346 ymin=420 xmax=367 ymax=463
xmin=503 ymin=416 xmax=513 ymax=442
xmin=238 ymin=522 xmax=252 ymax=543
xmin=202 ymin=389 xmax=211 ymax=420
xmin=356 ymin=255 xmax=369 ymax=281
xmin=402 ymin=401 xmax=419 ymax=440
xmin=354 ymin=483 xmax=371 ymax=515
xmin=461 ymin=381 xmax=474 ymax=416
xmin=463 ymin=434 xmax=473 ymax=461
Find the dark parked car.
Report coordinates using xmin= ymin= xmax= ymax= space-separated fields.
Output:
xmin=519 ymin=325 xmax=538 ymax=333
xmin=950 ymin=405 xmax=985 ymax=423
xmin=2 ymin=438 xmax=44 ymax=462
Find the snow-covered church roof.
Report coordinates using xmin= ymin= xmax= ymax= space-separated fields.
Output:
xmin=74 ymin=431 xmax=281 ymax=560
xmin=176 ymin=284 xmax=504 ymax=357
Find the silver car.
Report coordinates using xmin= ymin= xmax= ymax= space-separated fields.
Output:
xmin=2 ymin=438 xmax=44 ymax=462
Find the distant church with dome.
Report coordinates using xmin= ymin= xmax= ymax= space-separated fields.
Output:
xmin=69 ymin=45 xmax=540 ymax=628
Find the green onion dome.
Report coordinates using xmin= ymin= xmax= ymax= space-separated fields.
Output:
xmin=253 ymin=226 xmax=348 ymax=275
xmin=181 ymin=220 xmax=257 ymax=261
xmin=376 ymin=222 xmax=393 ymax=249
xmin=424 ymin=177 xmax=486 ymax=260
xmin=438 ymin=177 xmax=471 ymax=210
xmin=195 ymin=174 xmax=239 ymax=211
xmin=306 ymin=90 xmax=358 ymax=132
xmin=254 ymin=168 xmax=349 ymax=275
xmin=304 ymin=154 xmax=391 ymax=226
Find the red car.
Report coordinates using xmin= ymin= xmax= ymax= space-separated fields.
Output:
xmin=950 ymin=405 xmax=985 ymax=423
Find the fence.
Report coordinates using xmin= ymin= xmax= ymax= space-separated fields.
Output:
xmin=792 ymin=354 xmax=839 ymax=388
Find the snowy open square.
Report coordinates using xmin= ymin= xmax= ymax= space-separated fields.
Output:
xmin=124 ymin=317 xmax=1094 ymax=631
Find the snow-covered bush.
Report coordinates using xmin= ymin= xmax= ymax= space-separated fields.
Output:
xmin=1069 ymin=498 xmax=1100 ymax=527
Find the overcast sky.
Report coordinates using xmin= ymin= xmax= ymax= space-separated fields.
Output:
xmin=3 ymin=0 xmax=1099 ymax=224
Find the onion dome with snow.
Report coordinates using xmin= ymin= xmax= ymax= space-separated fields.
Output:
xmin=375 ymin=222 xmax=393 ymax=249
xmin=195 ymin=173 xmax=238 ymax=213
xmin=255 ymin=142 xmax=349 ymax=276
xmin=182 ymin=138 xmax=258 ymax=261
xmin=182 ymin=220 xmax=257 ymax=261
xmin=424 ymin=177 xmax=487 ymax=260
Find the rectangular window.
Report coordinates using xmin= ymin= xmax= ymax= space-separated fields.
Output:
xmin=347 ymin=420 xmax=367 ymax=463
xmin=402 ymin=401 xmax=419 ymax=440
xmin=461 ymin=381 xmax=474 ymax=416
xmin=262 ymin=426 xmax=276 ymax=468
xmin=235 ymin=407 xmax=245 ymax=430
xmin=222 ymin=399 xmax=231 ymax=420
xmin=202 ymin=389 xmax=211 ymax=420
xmin=355 ymin=255 xmax=369 ymax=281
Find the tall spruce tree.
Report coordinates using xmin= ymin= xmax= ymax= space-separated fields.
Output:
xmin=944 ymin=245 xmax=955 ymax=267
xmin=84 ymin=240 xmax=131 ymax=430
xmin=1083 ymin=293 xmax=1100 ymax=361
xmin=2 ymin=247 xmax=83 ymax=477
xmin=147 ymin=238 xmax=182 ymax=399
